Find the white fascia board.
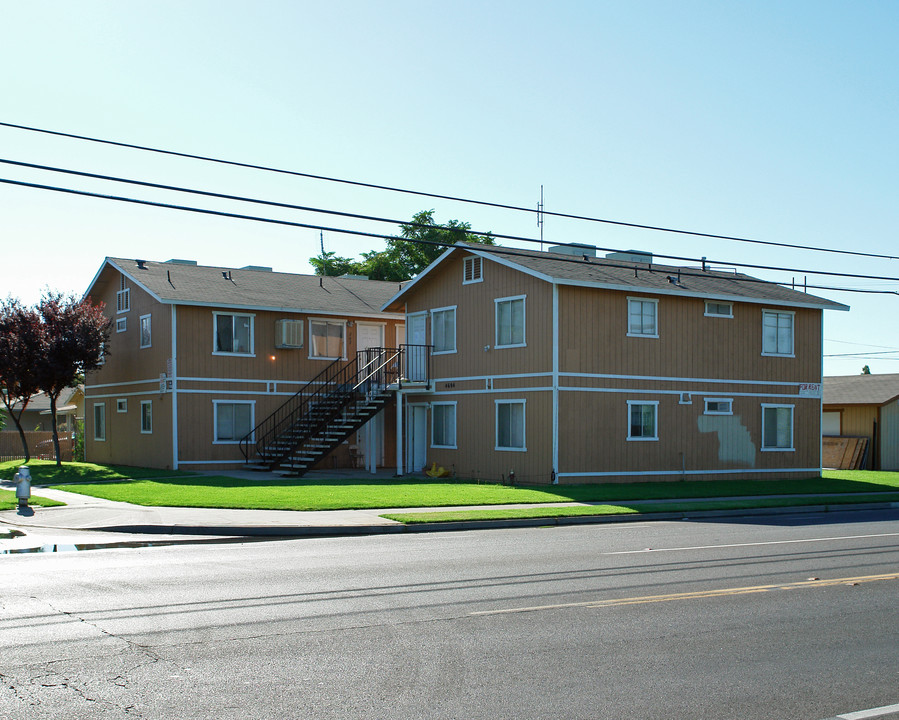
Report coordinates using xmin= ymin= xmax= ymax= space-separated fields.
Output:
xmin=151 ymin=299 xmax=402 ymax=319
xmin=84 ymin=258 xmax=167 ymax=305
xmin=468 ymin=247 xmax=556 ymax=284
xmin=550 ymin=278 xmax=849 ymax=311
xmin=380 ymin=245 xmax=458 ymax=311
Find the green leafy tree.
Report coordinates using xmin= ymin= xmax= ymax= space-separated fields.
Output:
xmin=35 ymin=292 xmax=111 ymax=466
xmin=861 ymin=365 xmax=872 ymax=375
xmin=310 ymin=210 xmax=495 ymax=281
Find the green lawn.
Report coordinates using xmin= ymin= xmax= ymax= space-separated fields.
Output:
xmin=37 ymin=463 xmax=899 ymax=512
xmin=0 ymin=490 xmax=65 ymax=511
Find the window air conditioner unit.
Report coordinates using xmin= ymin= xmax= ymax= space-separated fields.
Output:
xmin=275 ymin=319 xmax=304 ymax=348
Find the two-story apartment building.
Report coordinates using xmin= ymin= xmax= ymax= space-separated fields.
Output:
xmin=384 ymin=243 xmax=848 ymax=484
xmin=83 ymin=257 xmax=405 ymax=471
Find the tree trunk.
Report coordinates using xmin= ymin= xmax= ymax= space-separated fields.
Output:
xmin=50 ymin=393 xmax=62 ymax=466
xmin=10 ymin=412 xmax=31 ymax=463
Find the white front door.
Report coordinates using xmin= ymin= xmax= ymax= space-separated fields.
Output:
xmin=406 ymin=313 xmax=427 ymax=382
xmin=407 ymin=404 xmax=428 ymax=472
xmin=356 ymin=323 xmax=384 ymax=352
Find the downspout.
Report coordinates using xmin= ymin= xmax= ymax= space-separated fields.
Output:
xmin=171 ymin=304 xmax=179 ymax=470
xmin=552 ymin=282 xmax=559 ymax=484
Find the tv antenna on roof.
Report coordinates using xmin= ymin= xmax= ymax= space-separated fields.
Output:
xmin=537 ymin=185 xmax=545 ymax=250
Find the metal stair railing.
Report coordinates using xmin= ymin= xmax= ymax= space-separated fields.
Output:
xmin=240 ymin=345 xmax=430 ymax=468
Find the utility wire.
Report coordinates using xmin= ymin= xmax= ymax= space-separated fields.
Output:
xmin=3 ymin=162 xmax=899 ymax=285
xmin=823 ymin=351 xmax=899 ymax=357
xmin=2 ymin=120 xmax=897 ymax=262
xmin=2 ymin=176 xmax=897 ymax=298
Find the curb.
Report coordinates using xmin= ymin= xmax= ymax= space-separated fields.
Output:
xmin=75 ymin=500 xmax=899 ymax=538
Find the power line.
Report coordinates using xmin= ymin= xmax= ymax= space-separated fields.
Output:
xmin=823 ymin=351 xmax=899 ymax=357
xmin=3 ymin=162 xmax=899 ymax=286
xmin=2 ymin=175 xmax=898 ymax=298
xmin=2 ymin=120 xmax=897 ymax=262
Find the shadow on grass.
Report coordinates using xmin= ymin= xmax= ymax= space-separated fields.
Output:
xmin=0 ymin=459 xmax=196 ymax=485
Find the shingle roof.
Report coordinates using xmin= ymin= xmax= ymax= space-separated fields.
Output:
xmin=823 ymin=373 xmax=899 ymax=406
xmin=91 ymin=258 xmax=404 ymax=317
xmin=384 ymin=243 xmax=849 ymax=311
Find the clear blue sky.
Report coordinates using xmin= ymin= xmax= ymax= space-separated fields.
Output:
xmin=2 ymin=1 xmax=897 ymax=376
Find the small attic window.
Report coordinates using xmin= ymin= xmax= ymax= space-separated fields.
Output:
xmin=116 ymin=274 xmax=131 ymax=314
xmin=463 ymin=256 xmax=483 ymax=284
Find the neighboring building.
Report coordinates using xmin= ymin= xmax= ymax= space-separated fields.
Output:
xmin=83 ymin=258 xmax=405 ymax=471
xmin=0 ymin=386 xmax=83 ymax=433
xmin=382 ymin=243 xmax=849 ymax=484
xmin=823 ymin=373 xmax=899 ymax=470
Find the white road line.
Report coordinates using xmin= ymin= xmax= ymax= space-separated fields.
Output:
xmin=833 ymin=702 xmax=899 ymax=719
xmin=603 ymin=532 xmax=899 ymax=556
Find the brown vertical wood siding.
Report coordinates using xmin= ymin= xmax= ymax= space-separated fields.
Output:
xmin=397 ymin=250 xmax=828 ymax=484
xmin=86 ymin=265 xmax=404 ymax=469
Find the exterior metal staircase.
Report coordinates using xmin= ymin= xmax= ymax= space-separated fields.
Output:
xmin=239 ymin=345 xmax=430 ymax=476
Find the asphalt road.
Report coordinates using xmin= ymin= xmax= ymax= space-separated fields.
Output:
xmin=1 ymin=509 xmax=898 ymax=720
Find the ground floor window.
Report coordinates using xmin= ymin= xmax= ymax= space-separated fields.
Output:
xmin=432 ymin=402 xmax=457 ymax=448
xmin=762 ymin=404 xmax=794 ymax=450
xmin=93 ymin=402 xmax=106 ymax=441
xmin=627 ymin=401 xmax=658 ymax=440
xmin=495 ymin=400 xmax=526 ymax=451
xmin=140 ymin=400 xmax=152 ymax=434
xmin=214 ymin=401 xmax=254 ymax=443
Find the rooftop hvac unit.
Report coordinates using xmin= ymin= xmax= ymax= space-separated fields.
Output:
xmin=275 ymin=319 xmax=304 ymax=349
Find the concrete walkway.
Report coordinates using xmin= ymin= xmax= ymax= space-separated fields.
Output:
xmin=2 ymin=468 xmax=898 ymax=542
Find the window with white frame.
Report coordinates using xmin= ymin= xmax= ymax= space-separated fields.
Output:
xmin=116 ymin=274 xmax=130 ymax=313
xmin=495 ymin=400 xmax=526 ymax=451
xmin=627 ymin=297 xmax=658 ymax=337
xmin=762 ymin=310 xmax=794 ymax=356
xmin=762 ymin=404 xmax=794 ymax=450
xmin=140 ymin=400 xmax=152 ymax=434
xmin=463 ymin=256 xmax=483 ymax=284
xmin=705 ymin=301 xmax=733 ymax=318
xmin=93 ymin=402 xmax=106 ymax=441
xmin=116 ymin=317 xmax=127 ymax=333
xmin=495 ymin=295 xmax=526 ymax=348
xmin=214 ymin=313 xmax=254 ymax=355
xmin=140 ymin=314 xmax=152 ymax=348
xmin=704 ymin=398 xmax=733 ymax=415
xmin=214 ymin=401 xmax=254 ymax=443
xmin=432 ymin=402 xmax=457 ymax=448
xmin=431 ymin=307 xmax=456 ymax=353
xmin=309 ymin=319 xmax=346 ymax=359
xmin=627 ymin=401 xmax=658 ymax=440
xmin=116 ymin=398 xmax=127 ymax=413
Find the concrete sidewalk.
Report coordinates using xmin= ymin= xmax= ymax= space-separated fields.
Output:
xmin=3 ymin=472 xmax=899 ymax=541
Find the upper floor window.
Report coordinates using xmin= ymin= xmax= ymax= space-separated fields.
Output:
xmin=431 ymin=307 xmax=456 ymax=354
xmin=309 ymin=319 xmax=346 ymax=359
xmin=762 ymin=310 xmax=794 ymax=357
xmin=463 ymin=256 xmax=483 ymax=284
xmin=627 ymin=401 xmax=658 ymax=440
xmin=495 ymin=295 xmax=526 ymax=348
xmin=762 ymin=404 xmax=794 ymax=450
xmin=214 ymin=312 xmax=254 ymax=355
xmin=628 ymin=297 xmax=658 ymax=338
xmin=116 ymin=317 xmax=127 ymax=333
xmin=116 ymin=274 xmax=130 ymax=314
xmin=140 ymin=314 xmax=152 ymax=348
xmin=705 ymin=301 xmax=733 ymax=318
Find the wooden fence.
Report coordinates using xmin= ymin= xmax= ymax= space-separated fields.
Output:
xmin=0 ymin=431 xmax=74 ymax=462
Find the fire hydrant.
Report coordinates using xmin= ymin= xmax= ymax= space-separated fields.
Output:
xmin=13 ymin=466 xmax=31 ymax=509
